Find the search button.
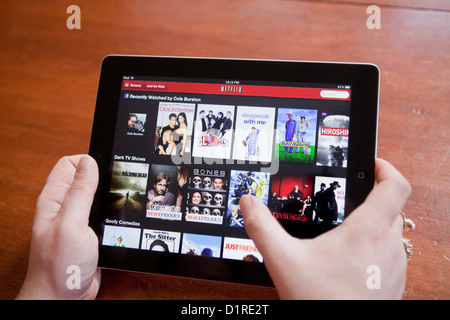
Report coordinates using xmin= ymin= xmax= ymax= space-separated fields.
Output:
xmin=320 ymin=90 xmax=350 ymax=99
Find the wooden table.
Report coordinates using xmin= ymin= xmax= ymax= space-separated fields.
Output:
xmin=0 ymin=0 xmax=448 ymax=300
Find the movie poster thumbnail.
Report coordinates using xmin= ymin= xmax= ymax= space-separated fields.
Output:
xmin=269 ymin=174 xmax=314 ymax=224
xmin=185 ymin=168 xmax=228 ymax=225
xmin=192 ymin=104 xmax=235 ymax=159
xmin=181 ymin=233 xmax=222 ymax=258
xmin=313 ymin=176 xmax=346 ymax=225
xmin=127 ymin=113 xmax=147 ymax=136
xmin=102 ymin=225 xmax=141 ymax=249
xmin=275 ymin=108 xmax=317 ymax=164
xmin=226 ymin=170 xmax=270 ymax=228
xmin=222 ymin=237 xmax=263 ymax=263
xmin=109 ymin=161 xmax=149 ymax=221
xmin=146 ymin=164 xmax=187 ymax=221
xmin=316 ymin=112 xmax=349 ymax=167
xmin=232 ymin=106 xmax=276 ymax=162
xmin=141 ymin=229 xmax=181 ymax=253
xmin=154 ymin=102 xmax=195 ymax=157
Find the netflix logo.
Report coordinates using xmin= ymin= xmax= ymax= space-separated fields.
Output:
xmin=221 ymin=86 xmax=242 ymax=93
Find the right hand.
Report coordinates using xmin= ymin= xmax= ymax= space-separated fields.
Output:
xmin=240 ymin=158 xmax=412 ymax=299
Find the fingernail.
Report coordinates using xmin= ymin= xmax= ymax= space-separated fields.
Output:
xmin=77 ymin=155 xmax=92 ymax=174
xmin=239 ymin=194 xmax=253 ymax=208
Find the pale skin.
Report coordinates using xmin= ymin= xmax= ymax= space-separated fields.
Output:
xmin=17 ymin=156 xmax=411 ymax=299
xmin=16 ymin=155 xmax=101 ymax=300
xmin=174 ymin=114 xmax=187 ymax=156
xmin=158 ymin=130 xmax=175 ymax=155
xmin=240 ymin=158 xmax=412 ymax=299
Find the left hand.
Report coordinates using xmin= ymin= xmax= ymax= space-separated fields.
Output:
xmin=17 ymin=155 xmax=101 ymax=299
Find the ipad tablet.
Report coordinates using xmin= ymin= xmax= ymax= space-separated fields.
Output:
xmin=88 ymin=55 xmax=379 ymax=286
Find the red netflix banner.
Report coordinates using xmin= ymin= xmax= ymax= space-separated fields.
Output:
xmin=121 ymin=80 xmax=351 ymax=101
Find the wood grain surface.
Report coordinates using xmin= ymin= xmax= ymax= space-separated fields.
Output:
xmin=0 ymin=0 xmax=448 ymax=300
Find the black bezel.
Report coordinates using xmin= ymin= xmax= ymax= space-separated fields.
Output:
xmin=88 ymin=55 xmax=379 ymax=286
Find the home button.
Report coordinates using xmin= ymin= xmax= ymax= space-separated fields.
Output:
xmin=356 ymin=170 xmax=367 ymax=180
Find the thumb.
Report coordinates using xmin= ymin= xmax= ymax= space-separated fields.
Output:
xmin=239 ymin=194 xmax=293 ymax=262
xmin=60 ymin=155 xmax=99 ymax=226
xmin=83 ymin=268 xmax=102 ymax=300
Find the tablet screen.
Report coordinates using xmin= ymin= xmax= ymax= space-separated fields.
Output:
xmin=89 ymin=56 xmax=378 ymax=285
